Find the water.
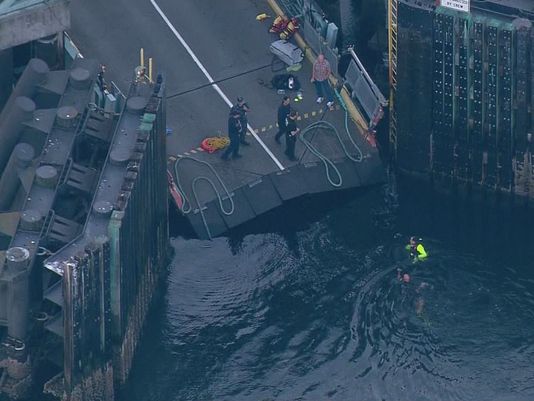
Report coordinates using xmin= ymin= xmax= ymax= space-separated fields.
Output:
xmin=120 ymin=181 xmax=534 ymax=401
xmin=120 ymin=2 xmax=534 ymax=399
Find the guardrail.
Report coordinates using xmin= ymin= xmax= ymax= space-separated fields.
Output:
xmin=345 ymin=47 xmax=387 ymax=128
xmin=275 ymin=0 xmax=387 ymax=130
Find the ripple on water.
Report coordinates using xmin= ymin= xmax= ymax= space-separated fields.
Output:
xmin=122 ymin=227 xmax=534 ymax=401
xmin=342 ymin=249 xmax=534 ymax=401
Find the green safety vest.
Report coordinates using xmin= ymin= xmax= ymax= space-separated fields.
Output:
xmin=406 ymin=243 xmax=428 ymax=260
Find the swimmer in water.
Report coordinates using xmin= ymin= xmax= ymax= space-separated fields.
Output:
xmin=396 ymin=268 xmax=429 ymax=316
xmin=406 ymin=236 xmax=428 ymax=261
xmin=397 ymin=268 xmax=411 ymax=283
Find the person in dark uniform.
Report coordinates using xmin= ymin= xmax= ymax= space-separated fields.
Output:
xmin=221 ymin=110 xmax=243 ymax=160
xmin=285 ymin=110 xmax=299 ymax=161
xmin=230 ymin=97 xmax=251 ymax=145
xmin=275 ymin=96 xmax=291 ymax=144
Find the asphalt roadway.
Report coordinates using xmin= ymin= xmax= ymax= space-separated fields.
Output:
xmin=69 ymin=0 xmax=376 ymax=171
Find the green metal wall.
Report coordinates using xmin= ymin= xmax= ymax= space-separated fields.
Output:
xmin=397 ymin=3 xmax=534 ymax=197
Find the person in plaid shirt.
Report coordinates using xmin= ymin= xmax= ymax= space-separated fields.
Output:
xmin=311 ymin=54 xmax=334 ymax=108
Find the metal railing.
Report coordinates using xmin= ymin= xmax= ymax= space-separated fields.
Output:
xmin=277 ymin=0 xmax=340 ymax=77
xmin=276 ymin=0 xmax=305 ymax=19
xmin=276 ymin=0 xmax=387 ymax=130
xmin=345 ymin=47 xmax=387 ymax=122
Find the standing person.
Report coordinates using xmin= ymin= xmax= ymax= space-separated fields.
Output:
xmin=221 ymin=110 xmax=243 ymax=160
xmin=96 ymin=65 xmax=107 ymax=108
xmin=231 ymin=97 xmax=251 ymax=145
xmin=97 ymin=64 xmax=107 ymax=92
xmin=310 ymin=54 xmax=334 ymax=108
xmin=274 ymin=96 xmax=291 ymax=144
xmin=285 ymin=110 xmax=300 ymax=161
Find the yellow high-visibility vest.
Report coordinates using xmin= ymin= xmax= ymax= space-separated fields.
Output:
xmin=416 ymin=244 xmax=427 ymax=259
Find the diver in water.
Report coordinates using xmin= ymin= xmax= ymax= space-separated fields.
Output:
xmin=406 ymin=236 xmax=428 ymax=261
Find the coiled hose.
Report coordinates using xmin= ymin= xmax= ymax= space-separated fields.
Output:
xmin=173 ymin=156 xmax=234 ymax=239
xmin=298 ymin=92 xmax=364 ymax=187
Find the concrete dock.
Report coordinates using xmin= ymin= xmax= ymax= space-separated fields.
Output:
xmin=0 ymin=1 xmax=386 ymax=399
xmin=0 ymin=57 xmax=169 ymax=400
xmin=70 ymin=0 xmax=386 ymax=239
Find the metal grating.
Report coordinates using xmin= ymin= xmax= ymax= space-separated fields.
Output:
xmin=345 ymin=61 xmax=381 ymax=120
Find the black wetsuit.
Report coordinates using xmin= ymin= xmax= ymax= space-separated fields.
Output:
xmin=285 ymin=118 xmax=298 ymax=160
xmin=231 ymin=103 xmax=249 ymax=143
xmin=275 ymin=103 xmax=291 ymax=142
xmin=222 ymin=116 xmax=242 ymax=159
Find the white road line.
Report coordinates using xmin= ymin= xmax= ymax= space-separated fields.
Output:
xmin=149 ymin=0 xmax=285 ymax=171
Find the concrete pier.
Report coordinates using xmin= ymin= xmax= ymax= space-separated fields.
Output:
xmin=0 ymin=143 xmax=34 ymax=211
xmin=0 ymin=58 xmax=169 ymax=401
xmin=69 ymin=0 xmax=386 ymax=240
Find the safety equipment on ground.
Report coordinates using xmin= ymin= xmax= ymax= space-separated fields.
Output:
xmin=256 ymin=13 xmax=270 ymax=21
xmin=200 ymin=136 xmax=230 ymax=153
xmin=269 ymin=16 xmax=299 ymax=40
xmin=270 ymin=40 xmax=303 ymax=67
xmin=286 ymin=63 xmax=302 ymax=72
xmin=280 ymin=18 xmax=299 ymax=40
xmin=271 ymin=73 xmax=301 ymax=91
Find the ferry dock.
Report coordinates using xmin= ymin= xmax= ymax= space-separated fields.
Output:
xmin=70 ymin=0 xmax=386 ymax=239
xmin=0 ymin=0 xmax=387 ymax=399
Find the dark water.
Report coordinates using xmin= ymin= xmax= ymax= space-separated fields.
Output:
xmin=317 ymin=0 xmax=387 ymax=79
xmin=119 ymin=2 xmax=534 ymax=400
xmin=120 ymin=179 xmax=534 ymax=401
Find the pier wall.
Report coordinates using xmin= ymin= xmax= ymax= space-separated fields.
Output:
xmin=396 ymin=3 xmax=433 ymax=174
xmin=396 ymin=1 xmax=534 ymax=201
xmin=108 ymin=91 xmax=168 ymax=386
xmin=61 ymin=79 xmax=168 ymax=400
xmin=62 ymin=241 xmax=113 ymax=400
xmin=0 ymin=58 xmax=168 ymax=400
xmin=0 ymin=56 xmax=102 ymax=400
